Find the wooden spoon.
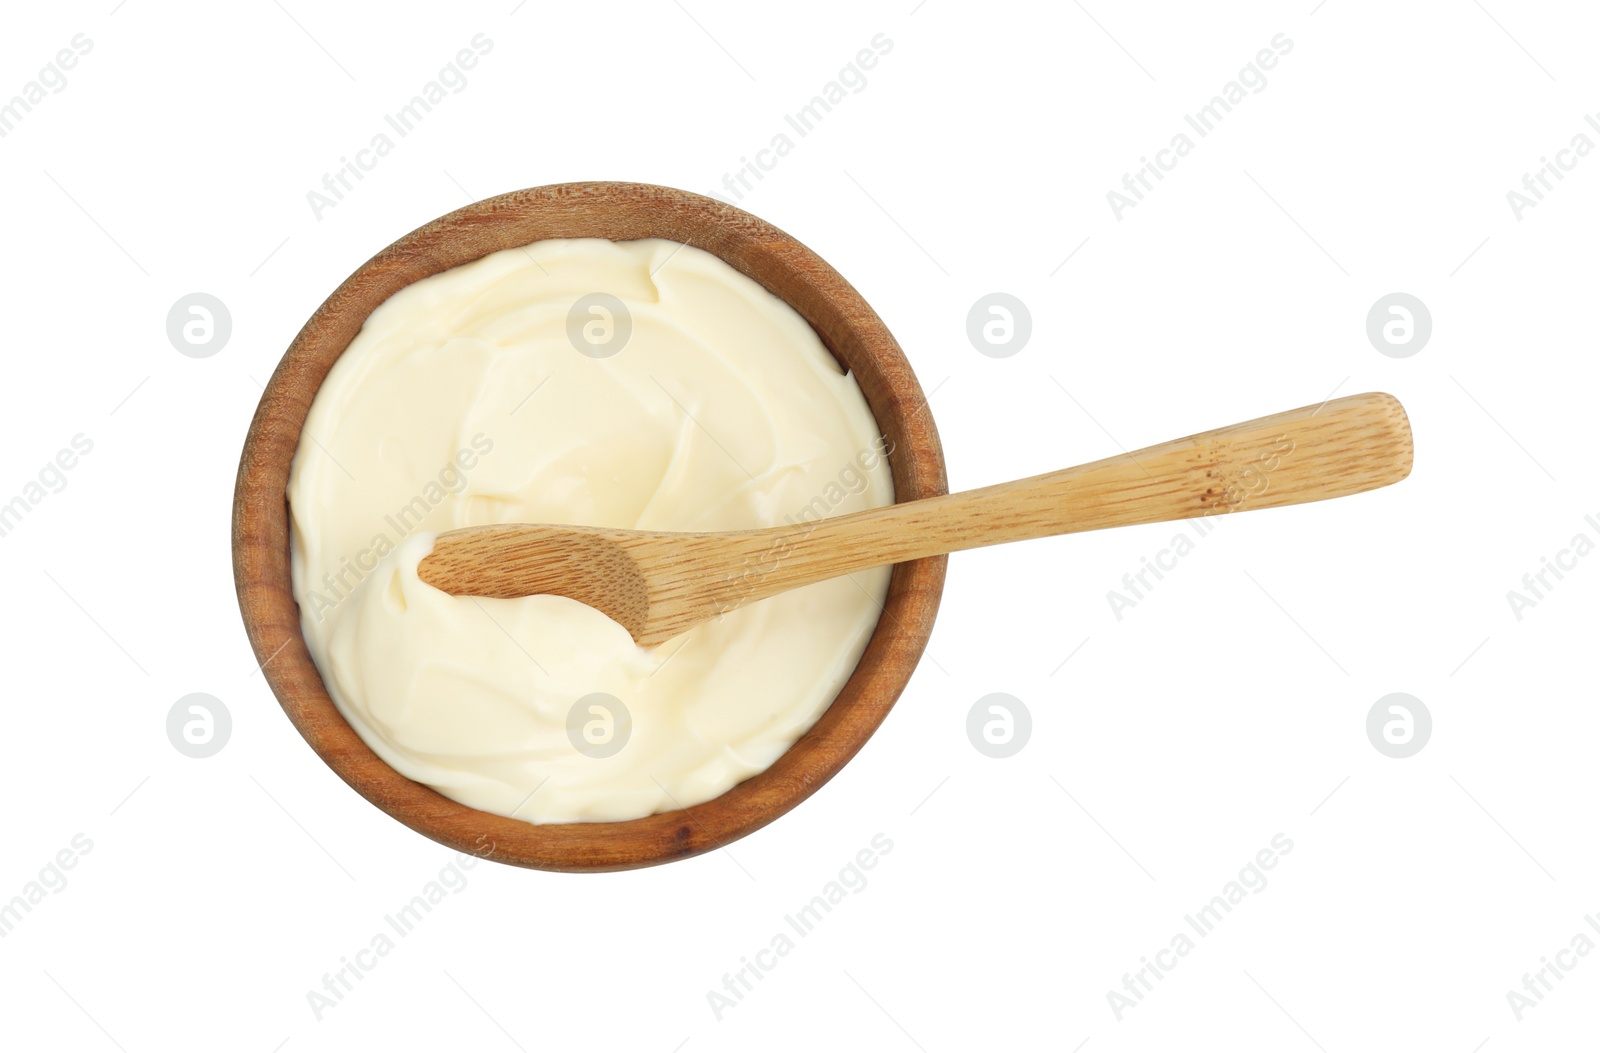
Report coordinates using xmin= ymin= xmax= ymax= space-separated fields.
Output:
xmin=418 ymin=391 xmax=1412 ymax=646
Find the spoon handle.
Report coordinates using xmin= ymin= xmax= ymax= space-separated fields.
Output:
xmin=713 ymin=391 xmax=1412 ymax=605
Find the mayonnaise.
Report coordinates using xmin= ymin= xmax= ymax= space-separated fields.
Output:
xmin=288 ymin=238 xmax=893 ymax=823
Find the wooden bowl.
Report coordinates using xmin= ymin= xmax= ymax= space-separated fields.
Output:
xmin=232 ymin=182 xmax=948 ymax=872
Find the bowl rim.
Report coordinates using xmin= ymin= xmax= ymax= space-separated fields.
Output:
xmin=232 ymin=181 xmax=947 ymax=872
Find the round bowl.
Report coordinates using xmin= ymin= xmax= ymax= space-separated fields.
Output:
xmin=233 ymin=182 xmax=947 ymax=872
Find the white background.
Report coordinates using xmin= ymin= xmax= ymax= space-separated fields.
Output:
xmin=2 ymin=1 xmax=1596 ymax=1049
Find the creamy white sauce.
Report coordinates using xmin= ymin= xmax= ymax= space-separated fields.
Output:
xmin=288 ymin=238 xmax=893 ymax=822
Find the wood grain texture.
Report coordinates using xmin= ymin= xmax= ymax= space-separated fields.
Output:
xmin=232 ymin=182 xmax=949 ymax=872
xmin=418 ymin=392 xmax=1413 ymax=646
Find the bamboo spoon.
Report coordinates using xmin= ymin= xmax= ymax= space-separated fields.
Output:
xmin=418 ymin=392 xmax=1413 ymax=646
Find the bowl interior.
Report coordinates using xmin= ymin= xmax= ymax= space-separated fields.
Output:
xmin=233 ymin=182 xmax=947 ymax=871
